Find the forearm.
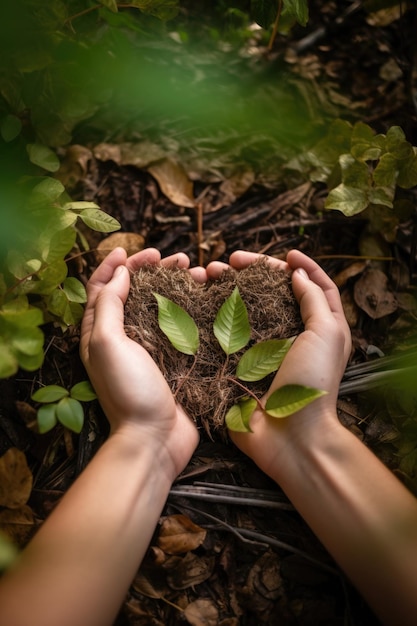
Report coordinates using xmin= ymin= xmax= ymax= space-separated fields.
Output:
xmin=272 ymin=417 xmax=417 ymax=626
xmin=0 ymin=433 xmax=174 ymax=626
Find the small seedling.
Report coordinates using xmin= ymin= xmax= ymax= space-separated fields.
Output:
xmin=154 ymin=287 xmax=326 ymax=432
xmin=31 ymin=380 xmax=97 ymax=434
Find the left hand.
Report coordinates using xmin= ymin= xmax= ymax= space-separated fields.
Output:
xmin=80 ymin=247 xmax=200 ymax=478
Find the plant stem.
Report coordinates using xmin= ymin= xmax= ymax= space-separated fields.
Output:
xmin=225 ymin=376 xmax=264 ymax=411
xmin=267 ymin=0 xmax=283 ymax=52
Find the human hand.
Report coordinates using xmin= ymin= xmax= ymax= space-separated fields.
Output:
xmin=206 ymin=250 xmax=352 ymax=480
xmin=80 ymin=247 xmax=200 ymax=478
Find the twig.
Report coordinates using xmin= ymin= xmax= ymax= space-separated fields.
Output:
xmin=267 ymin=0 xmax=283 ymax=52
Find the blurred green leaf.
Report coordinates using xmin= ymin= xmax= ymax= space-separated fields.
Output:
xmin=70 ymin=381 xmax=97 ymax=402
xmin=0 ymin=115 xmax=22 ymax=142
xmin=56 ymin=397 xmax=84 ymax=433
xmin=27 ymin=144 xmax=60 ymax=172
xmin=37 ymin=403 xmax=58 ymax=434
xmin=32 ymin=385 xmax=68 ymax=403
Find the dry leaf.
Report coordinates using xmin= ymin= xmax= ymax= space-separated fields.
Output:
xmin=0 ymin=505 xmax=35 ymax=545
xmin=157 ymin=514 xmax=206 ymax=555
xmin=353 ymin=269 xmax=398 ymax=319
xmin=132 ymin=571 xmax=165 ymax=599
xmin=0 ymin=448 xmax=33 ymax=509
xmin=166 ymin=552 xmax=215 ymax=590
xmin=148 ymin=158 xmax=195 ymax=208
xmin=341 ymin=289 xmax=360 ymax=328
xmin=333 ymin=261 xmax=367 ymax=288
xmin=219 ymin=169 xmax=255 ymax=204
xmin=56 ymin=144 xmax=92 ymax=187
xmin=95 ymin=232 xmax=145 ymax=263
xmin=184 ymin=599 xmax=219 ymax=626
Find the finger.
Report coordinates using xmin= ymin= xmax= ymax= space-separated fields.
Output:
xmin=161 ymin=252 xmax=190 ymax=269
xmin=86 ymin=247 xmax=128 ymax=309
xmin=82 ymin=265 xmax=130 ymax=365
xmin=229 ymin=250 xmax=289 ymax=272
xmin=126 ymin=248 xmax=161 ymax=272
xmin=205 ymin=261 xmax=230 ymax=280
xmin=189 ymin=266 xmax=208 ymax=283
xmin=287 ymin=250 xmax=342 ymax=315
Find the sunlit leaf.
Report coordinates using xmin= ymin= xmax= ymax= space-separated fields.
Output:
xmin=32 ymin=385 xmax=69 ymax=403
xmin=325 ymin=184 xmax=368 ymax=216
xmin=31 ymin=177 xmax=65 ymax=202
xmin=225 ymin=398 xmax=257 ymax=432
xmin=63 ymin=201 xmax=101 ymax=211
xmin=213 ymin=287 xmax=251 ymax=355
xmin=56 ymin=397 xmax=84 ymax=433
xmin=63 ymin=277 xmax=87 ymax=304
xmin=265 ymin=384 xmax=327 ymax=418
xmin=27 ymin=144 xmax=60 ymax=172
xmin=237 ymin=338 xmax=295 ymax=381
xmin=37 ymin=404 xmax=58 ymax=434
xmin=70 ymin=381 xmax=97 ymax=401
xmin=153 ymin=293 xmax=199 ymax=355
xmin=78 ymin=208 xmax=121 ymax=232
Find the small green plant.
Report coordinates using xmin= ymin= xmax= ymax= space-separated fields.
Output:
xmin=31 ymin=380 xmax=97 ymax=434
xmin=293 ymin=121 xmax=417 ymax=237
xmin=154 ymin=287 xmax=326 ymax=432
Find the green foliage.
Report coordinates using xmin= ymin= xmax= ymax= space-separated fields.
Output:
xmin=153 ymin=293 xmax=200 ymax=355
xmin=213 ymin=287 xmax=251 ymax=355
xmin=0 ymin=532 xmax=19 ymax=571
xmin=296 ymin=121 xmax=417 ymax=228
xmin=0 ymin=177 xmax=120 ymax=379
xmin=251 ymin=0 xmax=309 ymax=28
xmin=265 ymin=384 xmax=328 ymax=418
xmin=154 ymin=289 xmax=324 ymax=431
xmin=32 ymin=381 xmax=97 ymax=434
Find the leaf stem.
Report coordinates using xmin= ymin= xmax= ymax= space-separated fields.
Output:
xmin=267 ymin=0 xmax=283 ymax=52
xmin=225 ymin=376 xmax=264 ymax=411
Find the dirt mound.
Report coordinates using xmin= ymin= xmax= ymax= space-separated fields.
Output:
xmin=124 ymin=261 xmax=303 ymax=439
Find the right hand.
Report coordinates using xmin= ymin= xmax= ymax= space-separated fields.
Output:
xmin=207 ymin=250 xmax=352 ymax=481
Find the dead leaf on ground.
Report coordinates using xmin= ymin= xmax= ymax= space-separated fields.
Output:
xmin=341 ymin=289 xmax=360 ymax=328
xmin=219 ymin=169 xmax=255 ymax=204
xmin=95 ymin=232 xmax=145 ymax=263
xmin=166 ymin=552 xmax=215 ymax=590
xmin=184 ymin=598 xmax=219 ymax=626
xmin=0 ymin=448 xmax=33 ymax=509
xmin=0 ymin=505 xmax=35 ymax=545
xmin=353 ymin=269 xmax=398 ymax=319
xmin=148 ymin=158 xmax=195 ymax=208
xmin=157 ymin=514 xmax=206 ymax=555
xmin=333 ymin=261 xmax=367 ymax=288
xmin=56 ymin=144 xmax=93 ymax=187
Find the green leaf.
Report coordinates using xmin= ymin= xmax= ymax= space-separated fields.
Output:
xmin=11 ymin=326 xmax=44 ymax=356
xmin=31 ymin=177 xmax=65 ymax=203
xmin=283 ymin=0 xmax=309 ymax=26
xmin=339 ymin=154 xmax=370 ymax=188
xmin=0 ymin=342 xmax=18 ymax=378
xmin=251 ymin=0 xmax=279 ymax=28
xmin=37 ymin=404 xmax=58 ymax=434
xmin=368 ymin=187 xmax=394 ymax=208
xmin=70 ymin=381 xmax=97 ymax=401
xmin=153 ymin=293 xmax=199 ymax=355
xmin=41 ymin=227 xmax=77 ymax=264
xmin=397 ymin=151 xmax=417 ymax=188
xmin=0 ymin=532 xmax=18 ymax=570
xmin=373 ymin=153 xmax=399 ymax=187
xmin=32 ymin=385 xmax=69 ymax=403
xmin=27 ymin=144 xmax=60 ymax=172
xmin=225 ymin=398 xmax=257 ymax=433
xmin=325 ymin=184 xmax=368 ymax=216
xmin=0 ymin=114 xmax=22 ymax=142
xmin=30 ymin=260 xmax=68 ymax=295
xmin=98 ymin=0 xmax=118 ymax=11
xmin=62 ymin=277 xmax=87 ymax=304
xmin=56 ymin=397 xmax=84 ymax=433
xmin=237 ymin=338 xmax=295 ymax=381
xmin=63 ymin=201 xmax=101 ymax=211
xmin=14 ymin=350 xmax=44 ymax=372
xmin=78 ymin=208 xmax=121 ymax=233
xmin=385 ymin=125 xmax=406 ymax=151
xmin=351 ymin=122 xmax=385 ymax=161
xmin=213 ymin=287 xmax=251 ymax=355
xmin=265 ymin=384 xmax=327 ymax=418
xmin=128 ymin=0 xmax=179 ymax=20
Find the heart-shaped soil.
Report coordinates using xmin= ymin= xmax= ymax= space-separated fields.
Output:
xmin=124 ymin=261 xmax=303 ymax=439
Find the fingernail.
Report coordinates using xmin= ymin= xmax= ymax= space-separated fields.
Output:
xmin=296 ymin=268 xmax=309 ymax=280
xmin=113 ymin=265 xmax=125 ymax=278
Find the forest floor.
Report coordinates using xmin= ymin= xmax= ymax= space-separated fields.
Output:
xmin=1 ymin=2 xmax=417 ymax=625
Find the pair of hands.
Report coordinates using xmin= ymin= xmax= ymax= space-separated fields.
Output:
xmin=80 ymin=247 xmax=351 ymax=483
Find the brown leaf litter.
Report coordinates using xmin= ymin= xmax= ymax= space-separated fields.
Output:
xmin=124 ymin=261 xmax=303 ymax=439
